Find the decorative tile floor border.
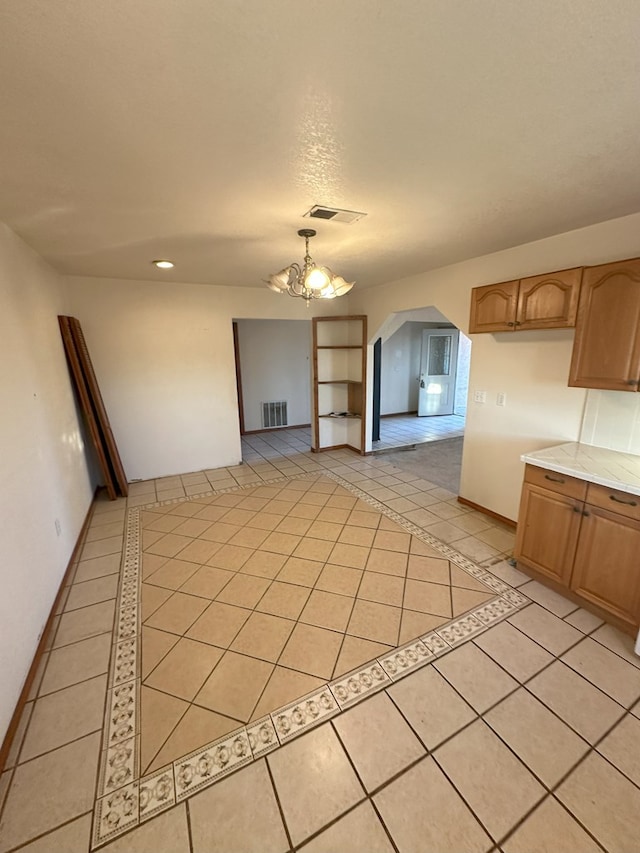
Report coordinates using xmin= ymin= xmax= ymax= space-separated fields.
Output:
xmin=91 ymin=471 xmax=529 ymax=848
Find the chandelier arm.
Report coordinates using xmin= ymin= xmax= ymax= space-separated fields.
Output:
xmin=287 ymin=263 xmax=304 ymax=296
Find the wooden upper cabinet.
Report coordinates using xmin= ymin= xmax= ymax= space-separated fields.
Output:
xmin=469 ymin=267 xmax=581 ymax=334
xmin=517 ymin=267 xmax=581 ymax=330
xmin=569 ymin=257 xmax=640 ymax=391
xmin=468 ymin=280 xmax=519 ymax=332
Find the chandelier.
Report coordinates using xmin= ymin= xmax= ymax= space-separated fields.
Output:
xmin=264 ymin=229 xmax=354 ymax=305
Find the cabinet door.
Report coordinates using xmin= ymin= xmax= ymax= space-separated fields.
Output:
xmin=516 ymin=268 xmax=581 ymax=330
xmin=568 ymin=257 xmax=640 ymax=391
xmin=514 ymin=484 xmax=582 ymax=585
xmin=571 ymin=506 xmax=640 ymax=629
xmin=469 ymin=280 xmax=518 ymax=333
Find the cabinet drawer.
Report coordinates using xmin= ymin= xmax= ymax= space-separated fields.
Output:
xmin=586 ymin=483 xmax=640 ymax=522
xmin=524 ymin=464 xmax=588 ymax=500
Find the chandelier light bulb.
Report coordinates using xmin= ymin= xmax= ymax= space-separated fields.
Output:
xmin=305 ymin=267 xmax=330 ymax=290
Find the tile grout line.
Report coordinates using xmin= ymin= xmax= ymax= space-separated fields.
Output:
xmin=425 ymin=638 xmax=640 ymax=842
xmin=3 ymin=513 xmax=97 ymax=779
xmin=184 ymin=797 xmax=195 ymax=853
xmin=264 ymin=756 xmax=295 ymax=852
xmin=504 ymin=612 xmax=640 ymax=718
xmin=384 ymin=621 xmax=640 ymax=830
xmin=4 ymin=728 xmax=105 ymax=790
xmin=62 ymin=592 xmax=118 ymax=615
xmin=327 ymin=519 xmax=380 ymax=681
xmin=2 ymin=810 xmax=94 ymax=853
xmin=281 ymin=718 xmax=374 ymax=852
xmin=0 ymin=766 xmax=15 ymax=828
xmin=288 ymin=718 xmax=402 ymax=853
xmin=485 ymin=621 xmax=640 ymax=794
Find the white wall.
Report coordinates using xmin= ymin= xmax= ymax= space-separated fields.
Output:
xmin=64 ymin=277 xmax=345 ymax=480
xmin=581 ymin=390 xmax=640 ymax=453
xmin=380 ymin=322 xmax=423 ymax=415
xmin=454 ymin=332 xmax=471 ymax=416
xmin=350 ymin=212 xmax=640 ymax=520
xmin=235 ymin=319 xmax=311 ymax=432
xmin=0 ymin=223 xmax=94 ymax=742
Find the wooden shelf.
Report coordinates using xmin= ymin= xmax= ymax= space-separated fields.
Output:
xmin=312 ymin=315 xmax=367 ymax=454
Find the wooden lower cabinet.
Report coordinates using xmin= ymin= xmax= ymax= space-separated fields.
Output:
xmin=514 ymin=485 xmax=582 ymax=585
xmin=515 ymin=465 xmax=640 ymax=634
xmin=571 ymin=507 xmax=640 ymax=628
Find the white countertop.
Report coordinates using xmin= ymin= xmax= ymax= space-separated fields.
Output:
xmin=521 ymin=442 xmax=640 ymax=496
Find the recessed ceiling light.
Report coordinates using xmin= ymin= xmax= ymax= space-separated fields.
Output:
xmin=152 ymin=259 xmax=174 ymax=269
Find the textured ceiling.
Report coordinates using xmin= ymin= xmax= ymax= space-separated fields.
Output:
xmin=1 ymin=0 xmax=639 ymax=288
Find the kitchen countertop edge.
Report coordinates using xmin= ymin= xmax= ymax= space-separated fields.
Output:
xmin=521 ymin=441 xmax=640 ymax=497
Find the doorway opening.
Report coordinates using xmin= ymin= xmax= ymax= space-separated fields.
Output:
xmin=370 ymin=307 xmax=471 ymax=491
xmin=232 ymin=318 xmax=313 ymax=458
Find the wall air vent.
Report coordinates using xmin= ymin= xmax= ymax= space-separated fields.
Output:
xmin=304 ymin=205 xmax=367 ymax=224
xmin=262 ymin=401 xmax=288 ymax=428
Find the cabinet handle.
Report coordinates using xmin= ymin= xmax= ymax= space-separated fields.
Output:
xmin=506 ymin=321 xmax=515 ymax=327
xmin=544 ymin=474 xmax=566 ymax=484
xmin=626 ymin=379 xmax=639 ymax=386
xmin=572 ymin=506 xmax=582 ymax=513
xmin=582 ymin=510 xmax=590 ymax=517
xmin=514 ymin=321 xmax=522 ymax=326
xmin=610 ymin=494 xmax=638 ymax=507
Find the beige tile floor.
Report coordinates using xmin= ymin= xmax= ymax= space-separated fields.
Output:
xmin=374 ymin=412 xmax=465 ymax=451
xmin=137 ymin=474 xmax=496 ymax=777
xmin=1 ymin=429 xmax=640 ymax=852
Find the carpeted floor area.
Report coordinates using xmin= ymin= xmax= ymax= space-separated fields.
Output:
xmin=379 ymin=436 xmax=463 ymax=495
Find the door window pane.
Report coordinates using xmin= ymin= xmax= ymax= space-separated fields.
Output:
xmin=428 ymin=336 xmax=452 ymax=375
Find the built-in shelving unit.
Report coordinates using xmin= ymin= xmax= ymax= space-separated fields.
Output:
xmin=312 ymin=315 xmax=367 ymax=453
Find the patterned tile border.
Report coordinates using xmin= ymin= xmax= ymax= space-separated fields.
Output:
xmin=331 ymin=660 xmax=390 ymax=708
xmin=139 ymin=767 xmax=175 ymax=823
xmin=93 ymin=781 xmax=139 ymax=849
xmin=173 ymin=728 xmax=253 ymax=801
xmin=271 ymin=686 xmax=340 ymax=743
xmin=246 ymin=716 xmax=279 ymax=759
xmin=378 ymin=635 xmax=442 ymax=681
xmin=97 ymin=735 xmax=139 ymax=798
xmin=91 ymin=470 xmax=529 ymax=847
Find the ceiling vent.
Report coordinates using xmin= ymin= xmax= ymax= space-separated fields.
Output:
xmin=304 ymin=205 xmax=367 ymax=224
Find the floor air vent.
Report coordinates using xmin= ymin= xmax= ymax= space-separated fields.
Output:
xmin=262 ymin=401 xmax=288 ymax=428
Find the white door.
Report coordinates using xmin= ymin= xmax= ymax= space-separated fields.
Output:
xmin=418 ymin=330 xmax=459 ymax=416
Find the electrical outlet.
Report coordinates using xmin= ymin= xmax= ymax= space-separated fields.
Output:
xmin=54 ymin=518 xmax=62 ymax=537
xmin=496 ymin=392 xmax=506 ymax=406
xmin=473 ymin=390 xmax=487 ymax=404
